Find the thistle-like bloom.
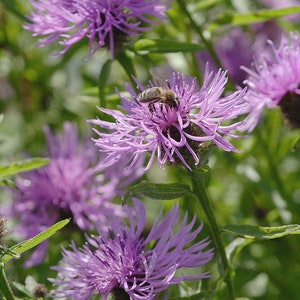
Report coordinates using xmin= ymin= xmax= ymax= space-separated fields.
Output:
xmin=197 ymin=23 xmax=283 ymax=86
xmin=242 ymin=32 xmax=300 ymax=131
xmin=9 ymin=122 xmax=144 ymax=267
xmin=198 ymin=28 xmax=253 ymax=85
xmin=50 ymin=199 xmax=214 ymax=300
xmin=90 ymin=67 xmax=249 ymax=170
xmin=24 ymin=0 xmax=169 ymax=58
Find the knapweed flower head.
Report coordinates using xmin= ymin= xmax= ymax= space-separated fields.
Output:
xmin=197 ymin=23 xmax=283 ymax=86
xmin=198 ymin=28 xmax=253 ymax=85
xmin=242 ymin=32 xmax=300 ymax=131
xmin=91 ymin=67 xmax=249 ymax=170
xmin=50 ymin=199 xmax=214 ymax=300
xmin=9 ymin=122 xmax=144 ymax=267
xmin=24 ymin=0 xmax=169 ymax=58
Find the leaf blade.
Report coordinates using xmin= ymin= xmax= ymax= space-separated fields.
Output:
xmin=133 ymin=39 xmax=203 ymax=53
xmin=4 ymin=219 xmax=70 ymax=263
xmin=208 ymin=6 xmax=300 ymax=31
xmin=98 ymin=59 xmax=113 ymax=108
xmin=123 ymin=182 xmax=191 ymax=203
xmin=0 ymin=178 xmax=17 ymax=189
xmin=222 ymin=224 xmax=300 ymax=240
xmin=0 ymin=158 xmax=50 ymax=177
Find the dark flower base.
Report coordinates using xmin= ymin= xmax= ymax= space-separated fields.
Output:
xmin=279 ymin=91 xmax=300 ymax=128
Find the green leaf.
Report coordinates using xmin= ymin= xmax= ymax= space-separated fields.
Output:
xmin=0 ymin=158 xmax=50 ymax=177
xmin=0 ymin=246 xmax=20 ymax=260
xmin=1 ymin=0 xmax=28 ymax=21
xmin=79 ymin=86 xmax=99 ymax=97
xmin=222 ymin=224 xmax=300 ymax=240
xmin=98 ymin=59 xmax=113 ymax=108
xmin=133 ymin=39 xmax=203 ymax=53
xmin=123 ymin=182 xmax=191 ymax=203
xmin=194 ymin=0 xmax=221 ymax=11
xmin=226 ymin=237 xmax=254 ymax=264
xmin=116 ymin=50 xmax=136 ymax=80
xmin=4 ymin=219 xmax=70 ymax=263
xmin=0 ymin=178 xmax=17 ymax=189
xmin=208 ymin=6 xmax=300 ymax=31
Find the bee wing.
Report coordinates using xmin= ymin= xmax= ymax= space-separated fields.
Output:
xmin=150 ymin=66 xmax=175 ymax=88
xmin=151 ymin=66 xmax=201 ymax=91
xmin=138 ymin=87 xmax=163 ymax=103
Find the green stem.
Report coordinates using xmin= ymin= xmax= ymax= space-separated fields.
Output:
xmin=189 ymin=171 xmax=235 ymax=300
xmin=98 ymin=59 xmax=113 ymax=108
xmin=175 ymin=0 xmax=236 ymax=90
xmin=0 ymin=265 xmax=15 ymax=300
xmin=115 ymin=51 xmax=137 ymax=88
xmin=176 ymin=0 xmax=223 ymax=70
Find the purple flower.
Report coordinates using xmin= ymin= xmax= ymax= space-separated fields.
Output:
xmin=198 ymin=28 xmax=253 ymax=85
xmin=241 ymin=32 xmax=300 ymax=131
xmin=24 ymin=0 xmax=169 ymax=58
xmin=197 ymin=23 xmax=283 ymax=86
xmin=90 ymin=67 xmax=249 ymax=170
xmin=9 ymin=122 xmax=144 ymax=267
xmin=50 ymin=199 xmax=214 ymax=300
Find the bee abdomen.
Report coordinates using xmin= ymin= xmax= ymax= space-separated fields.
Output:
xmin=138 ymin=87 xmax=163 ymax=103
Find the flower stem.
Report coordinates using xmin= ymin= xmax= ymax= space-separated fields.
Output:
xmin=0 ymin=265 xmax=15 ymax=300
xmin=175 ymin=0 xmax=223 ymax=70
xmin=189 ymin=169 xmax=235 ymax=300
xmin=98 ymin=59 xmax=113 ymax=108
xmin=115 ymin=51 xmax=137 ymax=87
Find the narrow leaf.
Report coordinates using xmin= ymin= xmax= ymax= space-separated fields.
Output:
xmin=226 ymin=237 xmax=254 ymax=264
xmin=116 ymin=51 xmax=136 ymax=79
xmin=0 ymin=178 xmax=17 ymax=189
xmin=0 ymin=246 xmax=20 ymax=260
xmin=123 ymin=182 xmax=191 ymax=203
xmin=195 ymin=0 xmax=221 ymax=11
xmin=0 ymin=158 xmax=50 ymax=177
xmin=133 ymin=39 xmax=203 ymax=53
xmin=4 ymin=219 xmax=70 ymax=263
xmin=222 ymin=224 xmax=300 ymax=240
xmin=208 ymin=6 xmax=300 ymax=31
xmin=98 ymin=59 xmax=113 ymax=108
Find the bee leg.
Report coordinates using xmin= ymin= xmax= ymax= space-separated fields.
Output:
xmin=174 ymin=97 xmax=180 ymax=108
xmin=148 ymin=102 xmax=154 ymax=113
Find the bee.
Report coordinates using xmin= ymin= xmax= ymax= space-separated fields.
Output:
xmin=137 ymin=86 xmax=179 ymax=110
